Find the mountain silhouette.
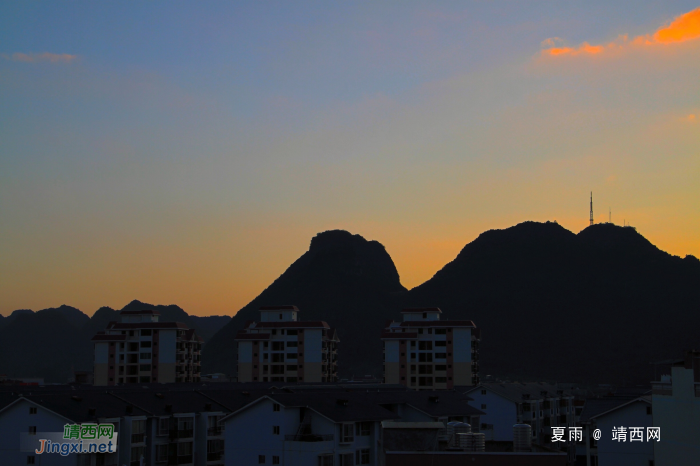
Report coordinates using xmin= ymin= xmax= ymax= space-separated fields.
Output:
xmin=202 ymin=230 xmax=406 ymax=378
xmin=402 ymin=221 xmax=700 ymax=385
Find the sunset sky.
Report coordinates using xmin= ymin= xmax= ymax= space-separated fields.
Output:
xmin=1 ymin=2 xmax=699 ymax=317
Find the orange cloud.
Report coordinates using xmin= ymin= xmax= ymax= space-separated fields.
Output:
xmin=1 ymin=52 xmax=77 ymax=63
xmin=542 ymin=7 xmax=700 ymax=57
xmin=655 ymin=8 xmax=700 ymax=43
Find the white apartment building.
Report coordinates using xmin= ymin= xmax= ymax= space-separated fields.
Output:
xmin=579 ymin=396 xmax=654 ymax=466
xmin=651 ymin=350 xmax=700 ymax=466
xmin=382 ymin=308 xmax=479 ymax=389
xmin=92 ymin=310 xmax=202 ymax=385
xmin=465 ymin=383 xmax=576 ymax=450
xmin=236 ymin=306 xmax=339 ymax=383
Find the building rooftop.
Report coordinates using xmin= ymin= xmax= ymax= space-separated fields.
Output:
xmin=578 ymin=396 xmax=651 ymax=423
xmin=259 ymin=305 xmax=299 ymax=311
xmin=467 ymin=383 xmax=573 ymax=403
xmin=401 ymin=308 xmax=442 ymax=314
xmin=0 ymin=392 xmax=150 ymax=423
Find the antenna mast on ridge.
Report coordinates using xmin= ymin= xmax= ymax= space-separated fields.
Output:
xmin=590 ymin=192 xmax=594 ymax=226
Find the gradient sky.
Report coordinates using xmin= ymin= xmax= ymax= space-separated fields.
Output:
xmin=1 ymin=1 xmax=699 ymax=317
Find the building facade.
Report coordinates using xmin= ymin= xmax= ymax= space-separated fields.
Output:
xmin=92 ymin=310 xmax=202 ymax=386
xmin=236 ymin=306 xmax=339 ymax=383
xmin=382 ymin=308 xmax=479 ymax=389
xmin=465 ymin=382 xmax=577 ymax=463
xmin=651 ymin=350 xmax=700 ymax=466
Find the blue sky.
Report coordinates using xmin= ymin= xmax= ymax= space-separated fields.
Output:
xmin=1 ymin=1 xmax=699 ymax=315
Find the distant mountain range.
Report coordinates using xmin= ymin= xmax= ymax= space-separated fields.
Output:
xmin=5 ymin=222 xmax=699 ymax=386
xmin=0 ymin=301 xmax=230 ymax=383
xmin=203 ymin=222 xmax=700 ymax=386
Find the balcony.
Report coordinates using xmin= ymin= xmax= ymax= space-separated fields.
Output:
xmin=168 ymin=455 xmax=193 ymax=465
xmin=177 ymin=429 xmax=194 ymax=439
xmin=207 ymin=451 xmax=224 ymax=461
xmin=131 ymin=433 xmax=146 ymax=444
xmin=652 ymin=382 xmax=672 ymax=396
xmin=285 ymin=434 xmax=334 ymax=442
xmin=207 ymin=427 xmax=223 ymax=436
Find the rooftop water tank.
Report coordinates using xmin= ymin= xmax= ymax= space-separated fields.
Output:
xmin=513 ymin=424 xmax=532 ymax=452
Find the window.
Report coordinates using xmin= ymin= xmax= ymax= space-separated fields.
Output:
xmin=273 ymin=425 xmax=280 ymax=435
xmin=481 ymin=389 xmax=487 ymax=395
xmin=339 ymin=453 xmax=353 ymax=466
xmin=435 ymin=377 xmax=447 ymax=383
xmin=356 ymin=422 xmax=371 ymax=436
xmin=435 ymin=328 xmax=447 ymax=334
xmin=273 ymin=456 xmax=280 ymax=465
xmin=132 ymin=419 xmax=146 ymax=434
xmin=29 ymin=407 xmax=37 ymax=415
xmin=141 ymin=329 xmax=152 ymax=336
xmin=318 ymin=454 xmax=334 ymax=466
xmin=28 ymin=426 xmax=36 ymax=435
xmin=287 ymin=341 xmax=298 ymax=347
xmin=140 ymin=341 xmax=151 ymax=348
xmin=647 ymin=406 xmax=652 ymax=415
xmin=140 ymin=352 xmax=152 ymax=360
xmin=435 ymin=353 xmax=447 ymax=359
xmin=26 ymin=456 xmax=35 ymax=465
xmin=287 ymin=330 xmax=298 ymax=335
xmin=139 ymin=364 xmax=151 ymax=371
xmin=131 ymin=446 xmax=145 ymax=462
xmin=356 ymin=448 xmax=370 ymax=464
xmin=418 ymin=377 xmax=433 ymax=386
xmin=435 ymin=365 xmax=447 ymax=371
xmin=177 ymin=442 xmax=193 ymax=456
xmin=435 ymin=341 xmax=446 ymax=347
xmin=156 ymin=444 xmax=168 ymax=462
xmin=259 ymin=455 xmax=266 ymax=464
xmin=481 ymin=404 xmax=487 ymax=409
xmin=418 ymin=341 xmax=432 ymax=350
xmin=341 ymin=423 xmax=355 ymax=443
xmin=418 ymin=353 xmax=433 ymax=362
xmin=273 ymin=403 xmax=281 ymax=412
xmin=158 ymin=417 xmax=170 ymax=436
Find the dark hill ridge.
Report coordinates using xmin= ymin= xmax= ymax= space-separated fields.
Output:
xmin=202 ymin=230 xmax=407 ymax=378
xmin=404 ymin=221 xmax=700 ymax=385
xmin=0 ymin=301 xmax=230 ymax=382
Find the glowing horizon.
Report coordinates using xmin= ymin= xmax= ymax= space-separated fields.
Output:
xmin=2 ymin=2 xmax=699 ymax=317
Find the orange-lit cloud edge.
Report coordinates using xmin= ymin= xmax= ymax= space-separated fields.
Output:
xmin=542 ymin=7 xmax=700 ymax=56
xmin=0 ymin=52 xmax=78 ymax=63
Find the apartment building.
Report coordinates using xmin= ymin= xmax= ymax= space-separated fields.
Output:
xmin=465 ymin=383 xmax=577 ymax=462
xmin=651 ymin=350 xmax=700 ymax=466
xmin=579 ymin=396 xmax=653 ymax=466
xmin=92 ymin=310 xmax=202 ymax=386
xmin=0 ymin=383 xmax=483 ymax=466
xmin=0 ymin=391 xmax=147 ymax=466
xmin=236 ymin=306 xmax=339 ymax=383
xmin=220 ymin=389 xmax=483 ymax=466
xmin=382 ymin=308 xmax=480 ymax=389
